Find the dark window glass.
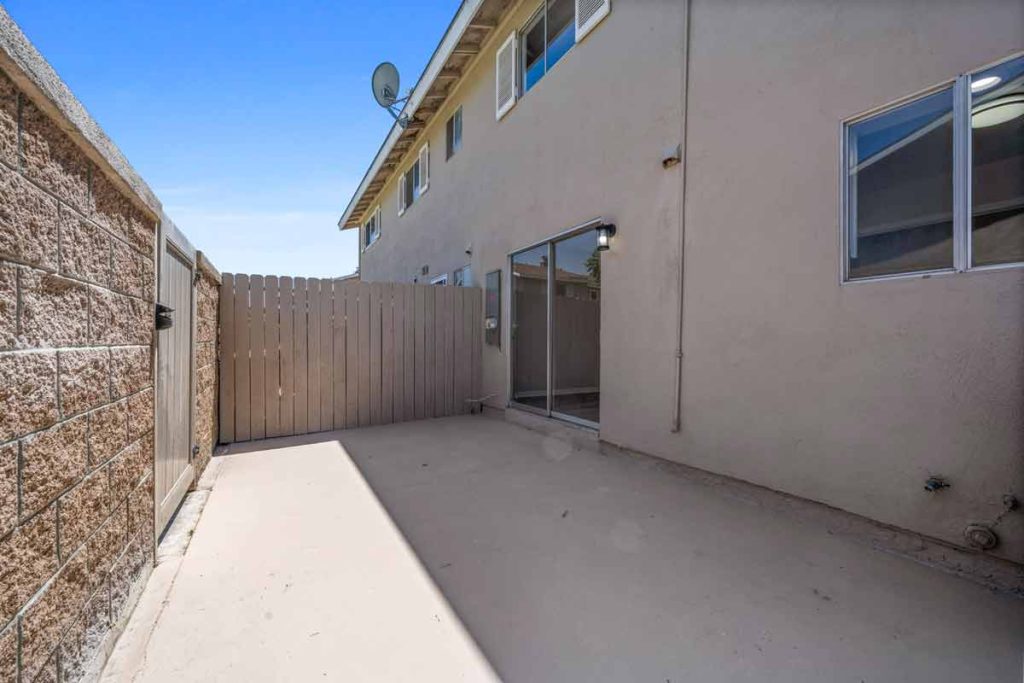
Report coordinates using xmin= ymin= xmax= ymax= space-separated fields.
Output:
xmin=847 ymin=87 xmax=955 ymax=279
xmin=546 ymin=0 xmax=575 ymax=70
xmin=971 ymin=55 xmax=1024 ymax=267
xmin=522 ymin=11 xmax=545 ymax=93
xmin=521 ymin=0 xmax=576 ymax=94
xmin=446 ymin=107 xmax=463 ymax=160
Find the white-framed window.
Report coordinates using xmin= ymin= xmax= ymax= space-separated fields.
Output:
xmin=453 ymin=265 xmax=471 ymax=287
xmin=446 ymin=107 xmax=463 ymax=160
xmin=363 ymin=206 xmax=381 ymax=249
xmin=521 ymin=0 xmax=575 ymax=95
xmin=397 ymin=143 xmax=431 ymax=216
xmin=495 ymin=0 xmax=610 ymax=119
xmin=842 ymin=53 xmax=1024 ymax=281
xmin=430 ymin=273 xmax=448 ymax=286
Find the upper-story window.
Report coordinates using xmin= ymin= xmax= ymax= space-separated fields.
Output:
xmin=842 ymin=53 xmax=1024 ymax=281
xmin=495 ymin=0 xmax=610 ymax=120
xmin=398 ymin=143 xmax=430 ymax=216
xmin=521 ymin=0 xmax=575 ymax=94
xmin=453 ymin=265 xmax=471 ymax=286
xmin=363 ymin=206 xmax=381 ymax=249
xmin=446 ymin=107 xmax=463 ymax=160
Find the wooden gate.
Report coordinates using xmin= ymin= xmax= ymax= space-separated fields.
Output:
xmin=156 ymin=239 xmax=195 ymax=533
xmin=218 ymin=276 xmax=483 ymax=443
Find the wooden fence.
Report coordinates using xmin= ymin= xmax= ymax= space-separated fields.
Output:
xmin=218 ymin=275 xmax=483 ymax=443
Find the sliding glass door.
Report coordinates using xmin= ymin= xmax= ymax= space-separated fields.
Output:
xmin=510 ymin=226 xmax=601 ymax=427
xmin=511 ymin=245 xmax=549 ymax=412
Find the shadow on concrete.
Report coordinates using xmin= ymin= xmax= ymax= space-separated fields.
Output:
xmin=330 ymin=415 xmax=1024 ymax=683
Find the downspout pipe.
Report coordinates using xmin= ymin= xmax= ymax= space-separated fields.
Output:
xmin=672 ymin=0 xmax=692 ymax=433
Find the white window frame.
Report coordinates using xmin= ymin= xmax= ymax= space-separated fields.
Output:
xmin=496 ymin=31 xmax=518 ymax=120
xmin=418 ymin=143 xmax=430 ymax=195
xmin=430 ymin=273 xmax=448 ymax=286
xmin=453 ymin=265 xmax=471 ymax=287
xmin=397 ymin=171 xmax=407 ymax=216
xmin=398 ymin=145 xmax=429 ymax=217
xmin=363 ymin=206 xmax=381 ymax=250
xmin=840 ymin=52 xmax=1024 ymax=284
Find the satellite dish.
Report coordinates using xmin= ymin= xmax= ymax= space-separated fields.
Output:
xmin=371 ymin=62 xmax=410 ymax=128
xmin=372 ymin=62 xmax=400 ymax=108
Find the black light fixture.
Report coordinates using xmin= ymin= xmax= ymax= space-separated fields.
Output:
xmin=596 ymin=223 xmax=617 ymax=252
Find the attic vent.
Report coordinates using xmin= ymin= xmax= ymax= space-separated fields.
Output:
xmin=495 ymin=32 xmax=517 ymax=120
xmin=575 ymin=0 xmax=610 ymax=41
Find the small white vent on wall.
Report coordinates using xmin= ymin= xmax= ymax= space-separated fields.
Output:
xmin=495 ymin=32 xmax=517 ymax=120
xmin=576 ymin=0 xmax=610 ymax=42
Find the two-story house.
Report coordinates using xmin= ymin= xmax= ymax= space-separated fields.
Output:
xmin=338 ymin=0 xmax=1024 ymax=567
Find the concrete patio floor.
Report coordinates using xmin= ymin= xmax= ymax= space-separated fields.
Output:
xmin=105 ymin=415 xmax=1023 ymax=682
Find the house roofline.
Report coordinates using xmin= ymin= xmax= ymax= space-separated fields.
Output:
xmin=338 ymin=0 xmax=490 ymax=231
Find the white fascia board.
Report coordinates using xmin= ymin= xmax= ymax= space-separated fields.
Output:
xmin=338 ymin=0 xmax=486 ymax=230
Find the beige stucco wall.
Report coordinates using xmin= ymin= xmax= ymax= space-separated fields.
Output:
xmin=356 ymin=0 xmax=1024 ymax=564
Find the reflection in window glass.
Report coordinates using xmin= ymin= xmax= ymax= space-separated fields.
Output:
xmin=847 ymin=87 xmax=955 ymax=279
xmin=512 ymin=246 xmax=549 ymax=412
xmin=971 ymin=55 xmax=1024 ymax=267
xmin=552 ymin=231 xmax=600 ymax=424
xmin=521 ymin=0 xmax=576 ymax=94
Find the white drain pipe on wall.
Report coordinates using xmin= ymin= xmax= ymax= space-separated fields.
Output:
xmin=672 ymin=0 xmax=692 ymax=433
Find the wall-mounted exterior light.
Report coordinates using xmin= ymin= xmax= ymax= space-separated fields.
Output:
xmin=596 ymin=223 xmax=617 ymax=251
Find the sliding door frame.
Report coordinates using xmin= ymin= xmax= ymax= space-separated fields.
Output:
xmin=507 ymin=217 xmax=603 ymax=430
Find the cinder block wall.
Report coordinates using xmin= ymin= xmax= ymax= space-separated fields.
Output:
xmin=0 ymin=65 xmax=159 ymax=682
xmin=193 ymin=256 xmax=220 ymax=480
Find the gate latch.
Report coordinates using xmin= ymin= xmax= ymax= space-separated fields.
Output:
xmin=155 ymin=303 xmax=174 ymax=330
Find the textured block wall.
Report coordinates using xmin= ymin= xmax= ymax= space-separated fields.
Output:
xmin=193 ymin=259 xmax=219 ymax=481
xmin=0 ymin=67 xmax=157 ymax=682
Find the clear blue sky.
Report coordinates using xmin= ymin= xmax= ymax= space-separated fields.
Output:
xmin=4 ymin=1 xmax=461 ymax=278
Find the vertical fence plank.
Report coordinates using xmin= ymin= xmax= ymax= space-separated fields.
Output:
xmin=453 ymin=287 xmax=465 ymax=414
xmin=424 ymin=286 xmax=435 ymax=419
xmin=233 ymin=274 xmax=251 ymax=441
xmin=369 ymin=283 xmax=382 ymax=425
xmin=307 ymin=279 xmax=322 ymax=432
xmin=333 ymin=283 xmax=347 ymax=430
xmin=471 ymin=288 xmax=483 ymax=401
xmin=404 ymin=285 xmax=416 ymax=421
xmin=264 ymin=276 xmax=281 ymax=437
xmin=462 ymin=287 xmax=474 ymax=411
xmin=358 ymin=283 xmax=371 ymax=427
xmin=414 ymin=285 xmax=426 ymax=420
xmin=293 ymin=278 xmax=309 ymax=434
xmin=219 ymin=274 xmax=235 ymax=442
xmin=249 ymin=275 xmax=266 ymax=440
xmin=444 ymin=286 xmax=454 ymax=416
xmin=249 ymin=275 xmax=267 ymax=440
xmin=378 ymin=286 xmax=393 ymax=423
xmin=433 ymin=286 xmax=446 ymax=417
xmin=319 ymin=280 xmax=334 ymax=430
xmin=279 ymin=277 xmax=295 ymax=436
xmin=392 ymin=285 xmax=405 ymax=424
xmin=346 ymin=284 xmax=359 ymax=427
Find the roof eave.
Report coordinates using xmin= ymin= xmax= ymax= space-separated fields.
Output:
xmin=338 ymin=0 xmax=490 ymax=231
